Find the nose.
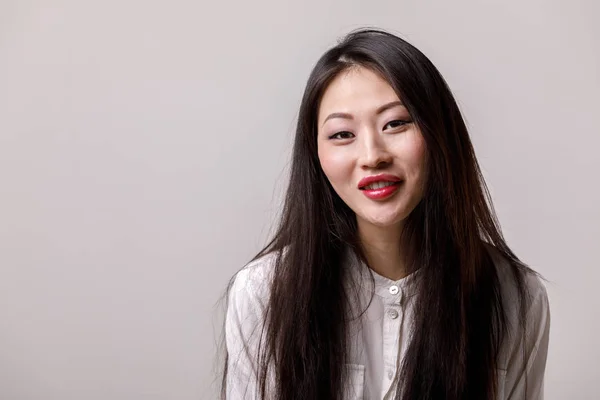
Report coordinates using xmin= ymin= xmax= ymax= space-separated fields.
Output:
xmin=359 ymin=129 xmax=392 ymax=169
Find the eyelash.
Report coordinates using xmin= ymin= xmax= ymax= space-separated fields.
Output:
xmin=328 ymin=119 xmax=411 ymax=140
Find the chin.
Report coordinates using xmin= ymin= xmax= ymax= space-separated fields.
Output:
xmin=360 ymin=212 xmax=407 ymax=228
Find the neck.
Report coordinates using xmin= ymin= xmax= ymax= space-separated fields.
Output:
xmin=357 ymin=219 xmax=407 ymax=281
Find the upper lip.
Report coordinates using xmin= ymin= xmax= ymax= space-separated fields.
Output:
xmin=358 ymin=173 xmax=402 ymax=189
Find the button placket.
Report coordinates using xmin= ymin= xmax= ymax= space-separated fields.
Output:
xmin=382 ymin=285 xmax=403 ymax=397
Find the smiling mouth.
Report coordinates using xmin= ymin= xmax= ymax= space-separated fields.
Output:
xmin=360 ymin=181 xmax=402 ymax=190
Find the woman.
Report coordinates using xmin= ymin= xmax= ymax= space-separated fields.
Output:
xmin=221 ymin=28 xmax=550 ymax=400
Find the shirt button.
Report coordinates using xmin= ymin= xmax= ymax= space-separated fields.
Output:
xmin=387 ymin=370 xmax=394 ymax=380
xmin=389 ymin=285 xmax=399 ymax=295
xmin=387 ymin=309 xmax=399 ymax=319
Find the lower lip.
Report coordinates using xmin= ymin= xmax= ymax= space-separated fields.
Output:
xmin=361 ymin=182 xmax=402 ymax=200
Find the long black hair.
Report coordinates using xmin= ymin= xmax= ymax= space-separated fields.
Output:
xmin=221 ymin=27 xmax=535 ymax=400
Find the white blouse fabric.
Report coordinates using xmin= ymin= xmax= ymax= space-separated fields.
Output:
xmin=225 ymin=246 xmax=550 ymax=400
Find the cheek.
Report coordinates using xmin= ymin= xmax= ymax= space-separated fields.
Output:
xmin=407 ymin=133 xmax=429 ymax=195
xmin=404 ymin=131 xmax=428 ymax=172
xmin=318 ymin=147 xmax=353 ymax=186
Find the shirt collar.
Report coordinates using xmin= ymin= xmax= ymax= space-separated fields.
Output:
xmin=344 ymin=245 xmax=421 ymax=302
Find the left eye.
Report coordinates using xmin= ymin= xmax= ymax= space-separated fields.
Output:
xmin=384 ymin=120 xmax=409 ymax=130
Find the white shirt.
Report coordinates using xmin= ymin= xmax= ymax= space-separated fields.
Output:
xmin=225 ymin=245 xmax=550 ymax=399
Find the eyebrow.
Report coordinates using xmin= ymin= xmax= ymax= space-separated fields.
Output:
xmin=321 ymin=101 xmax=405 ymax=126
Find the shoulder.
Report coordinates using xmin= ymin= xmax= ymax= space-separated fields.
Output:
xmin=229 ymin=250 xmax=279 ymax=312
xmin=484 ymin=243 xmax=551 ymax=370
xmin=485 ymin=243 xmax=549 ymax=315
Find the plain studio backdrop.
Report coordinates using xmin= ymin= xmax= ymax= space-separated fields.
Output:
xmin=0 ymin=0 xmax=598 ymax=399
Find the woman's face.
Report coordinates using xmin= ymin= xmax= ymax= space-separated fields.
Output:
xmin=317 ymin=66 xmax=428 ymax=231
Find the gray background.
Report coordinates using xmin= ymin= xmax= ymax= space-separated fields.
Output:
xmin=0 ymin=0 xmax=598 ymax=399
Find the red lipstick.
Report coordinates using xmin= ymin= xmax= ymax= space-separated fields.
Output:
xmin=358 ymin=173 xmax=403 ymax=200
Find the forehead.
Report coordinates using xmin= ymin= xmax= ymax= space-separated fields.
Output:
xmin=318 ymin=67 xmax=400 ymax=122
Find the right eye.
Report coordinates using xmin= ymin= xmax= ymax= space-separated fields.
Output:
xmin=328 ymin=131 xmax=354 ymax=140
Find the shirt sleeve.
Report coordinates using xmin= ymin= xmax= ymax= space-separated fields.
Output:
xmin=504 ymin=278 xmax=551 ymax=400
xmin=225 ymin=268 xmax=268 ymax=399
